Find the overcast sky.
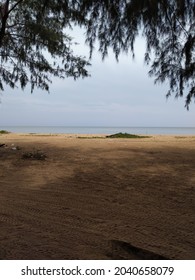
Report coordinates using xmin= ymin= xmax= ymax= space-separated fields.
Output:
xmin=1 ymin=28 xmax=195 ymax=127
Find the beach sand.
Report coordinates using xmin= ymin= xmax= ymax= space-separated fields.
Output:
xmin=0 ymin=133 xmax=195 ymax=260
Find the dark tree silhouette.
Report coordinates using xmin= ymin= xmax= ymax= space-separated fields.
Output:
xmin=74 ymin=0 xmax=195 ymax=109
xmin=0 ymin=0 xmax=90 ymax=93
xmin=0 ymin=0 xmax=195 ymax=108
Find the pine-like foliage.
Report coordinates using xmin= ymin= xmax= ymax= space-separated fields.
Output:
xmin=0 ymin=1 xmax=195 ymax=108
xmin=75 ymin=0 xmax=195 ymax=109
xmin=0 ymin=0 xmax=90 ymax=93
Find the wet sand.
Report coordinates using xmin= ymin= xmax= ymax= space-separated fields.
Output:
xmin=0 ymin=133 xmax=195 ymax=259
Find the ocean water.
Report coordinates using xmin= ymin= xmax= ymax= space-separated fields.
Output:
xmin=1 ymin=126 xmax=195 ymax=135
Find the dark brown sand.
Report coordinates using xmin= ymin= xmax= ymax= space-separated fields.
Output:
xmin=0 ymin=133 xmax=195 ymax=259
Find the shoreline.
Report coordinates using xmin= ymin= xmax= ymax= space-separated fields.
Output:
xmin=2 ymin=131 xmax=195 ymax=135
xmin=1 ymin=126 xmax=195 ymax=136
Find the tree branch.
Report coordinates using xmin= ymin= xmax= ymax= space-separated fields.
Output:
xmin=0 ymin=0 xmax=10 ymax=47
xmin=7 ymin=0 xmax=24 ymax=16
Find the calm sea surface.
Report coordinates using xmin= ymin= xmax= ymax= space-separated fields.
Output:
xmin=1 ymin=126 xmax=195 ymax=135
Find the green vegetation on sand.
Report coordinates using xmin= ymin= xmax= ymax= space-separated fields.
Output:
xmin=106 ymin=133 xmax=150 ymax=139
xmin=0 ymin=130 xmax=10 ymax=134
